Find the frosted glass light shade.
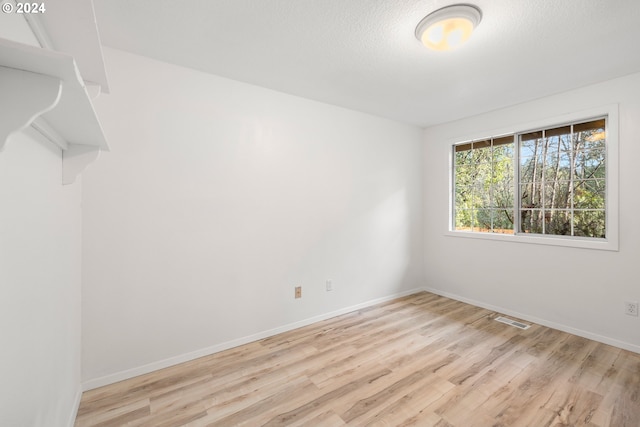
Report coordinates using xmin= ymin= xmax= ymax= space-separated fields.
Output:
xmin=415 ymin=4 xmax=482 ymax=51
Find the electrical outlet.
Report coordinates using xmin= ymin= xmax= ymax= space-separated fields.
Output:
xmin=326 ymin=279 xmax=333 ymax=292
xmin=295 ymin=286 xmax=302 ymax=299
xmin=625 ymin=301 xmax=638 ymax=316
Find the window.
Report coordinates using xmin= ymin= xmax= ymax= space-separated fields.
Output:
xmin=451 ymin=112 xmax=616 ymax=250
xmin=454 ymin=135 xmax=514 ymax=233
xmin=519 ymin=119 xmax=606 ymax=238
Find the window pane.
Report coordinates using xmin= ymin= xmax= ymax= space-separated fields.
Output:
xmin=453 ymin=136 xmax=515 ymax=234
xmin=492 ymin=142 xmax=513 ymax=163
xmin=455 ymin=143 xmax=473 ymax=164
xmin=520 ymin=157 xmax=542 ymax=182
xmin=544 ymin=151 xmax=571 ymax=181
xmin=473 ymin=164 xmax=492 ymax=186
xmin=544 ymin=181 xmax=571 ymax=209
xmin=559 ymin=134 xmax=573 ymax=153
xmin=520 ymin=209 xmax=543 ymax=234
xmin=544 ymin=210 xmax=572 ymax=236
xmin=574 ymin=119 xmax=605 ymax=133
xmin=473 ymin=140 xmax=492 ymax=163
xmin=454 ymin=164 xmax=474 ymax=187
xmin=521 ymin=183 xmax=542 ymax=209
xmin=493 ymin=135 xmax=514 ymax=146
xmin=521 ymin=130 xmax=543 ymax=142
xmin=455 ymin=209 xmax=473 ymax=231
xmin=472 ymin=181 xmax=490 ymax=207
xmin=573 ymin=210 xmax=605 ymax=238
xmin=574 ymin=148 xmax=605 ymax=180
xmin=546 ymin=125 xmax=571 ymax=138
xmin=574 ymin=128 xmax=605 ymax=154
xmin=455 ymin=185 xmax=476 ymax=209
xmin=542 ymin=136 xmax=561 ymax=156
xmin=474 ymin=209 xmax=492 ymax=232
xmin=516 ymin=116 xmax=606 ymax=240
xmin=455 ymin=142 xmax=473 ymax=153
xmin=520 ymin=138 xmax=542 ymax=158
xmin=581 ymin=133 xmax=606 ymax=151
xmin=493 ymin=159 xmax=514 ymax=182
xmin=493 ymin=182 xmax=514 ymax=208
xmin=493 ymin=209 xmax=514 ymax=234
xmin=493 ymin=151 xmax=513 ymax=179
xmin=574 ymin=179 xmax=605 ymax=210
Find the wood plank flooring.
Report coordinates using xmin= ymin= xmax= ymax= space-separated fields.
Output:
xmin=75 ymin=292 xmax=640 ymax=426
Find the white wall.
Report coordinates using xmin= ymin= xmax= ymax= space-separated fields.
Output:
xmin=424 ymin=72 xmax=640 ymax=352
xmin=0 ymin=13 xmax=83 ymax=427
xmin=82 ymin=48 xmax=424 ymax=386
xmin=0 ymin=130 xmax=82 ymax=426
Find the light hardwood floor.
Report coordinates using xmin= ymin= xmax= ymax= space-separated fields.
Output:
xmin=75 ymin=292 xmax=640 ymax=426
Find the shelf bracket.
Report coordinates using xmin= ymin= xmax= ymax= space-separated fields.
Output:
xmin=0 ymin=66 xmax=62 ymax=152
xmin=1 ymin=38 xmax=109 ymax=185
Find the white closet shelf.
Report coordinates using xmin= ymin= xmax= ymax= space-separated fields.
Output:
xmin=0 ymin=37 xmax=109 ymax=184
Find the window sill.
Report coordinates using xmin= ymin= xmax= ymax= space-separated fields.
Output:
xmin=445 ymin=230 xmax=619 ymax=251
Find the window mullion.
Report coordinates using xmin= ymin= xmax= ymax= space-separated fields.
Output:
xmin=570 ymin=124 xmax=575 ymax=236
xmin=490 ymin=138 xmax=494 ymax=233
xmin=514 ymin=134 xmax=520 ymax=235
xmin=541 ymin=130 xmax=546 ymax=235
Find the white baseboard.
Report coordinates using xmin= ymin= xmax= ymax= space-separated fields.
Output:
xmin=82 ymin=287 xmax=424 ymax=391
xmin=423 ymin=286 xmax=640 ymax=355
xmin=67 ymin=384 xmax=82 ymax=427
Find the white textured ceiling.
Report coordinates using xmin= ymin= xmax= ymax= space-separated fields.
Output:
xmin=93 ymin=0 xmax=640 ymax=127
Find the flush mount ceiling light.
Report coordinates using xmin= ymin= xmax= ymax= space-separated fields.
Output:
xmin=415 ymin=4 xmax=482 ymax=51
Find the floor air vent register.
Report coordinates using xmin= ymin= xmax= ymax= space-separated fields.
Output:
xmin=494 ymin=316 xmax=531 ymax=330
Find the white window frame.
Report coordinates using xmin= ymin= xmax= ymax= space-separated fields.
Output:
xmin=447 ymin=104 xmax=619 ymax=251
